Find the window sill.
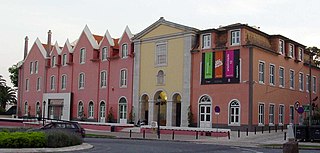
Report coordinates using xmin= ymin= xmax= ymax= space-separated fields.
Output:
xmin=228 ymin=124 xmax=240 ymax=126
xmin=258 ymin=123 xmax=264 ymax=126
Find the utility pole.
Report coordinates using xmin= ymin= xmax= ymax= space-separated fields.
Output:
xmin=309 ymin=50 xmax=312 ymax=127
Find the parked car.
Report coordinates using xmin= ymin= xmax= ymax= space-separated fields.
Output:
xmin=39 ymin=121 xmax=85 ymax=138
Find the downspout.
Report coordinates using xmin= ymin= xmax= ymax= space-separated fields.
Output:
xmin=96 ymin=56 xmax=101 ymax=121
xmin=248 ymin=46 xmax=254 ymax=130
xmin=106 ymin=53 xmax=111 ymax=122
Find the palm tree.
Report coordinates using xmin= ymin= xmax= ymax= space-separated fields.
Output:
xmin=0 ymin=75 xmax=5 ymax=87
xmin=0 ymin=86 xmax=17 ymax=109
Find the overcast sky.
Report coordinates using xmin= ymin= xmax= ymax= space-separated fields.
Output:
xmin=0 ymin=0 xmax=319 ymax=87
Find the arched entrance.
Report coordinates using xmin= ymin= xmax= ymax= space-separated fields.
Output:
xmin=172 ymin=93 xmax=181 ymax=127
xmin=199 ymin=95 xmax=212 ymax=128
xmin=140 ymin=94 xmax=149 ymax=124
xmin=154 ymin=91 xmax=167 ymax=126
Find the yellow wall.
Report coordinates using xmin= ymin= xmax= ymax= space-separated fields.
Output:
xmin=139 ymin=25 xmax=185 ymax=99
xmin=142 ymin=25 xmax=183 ymax=39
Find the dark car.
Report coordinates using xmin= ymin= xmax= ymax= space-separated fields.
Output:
xmin=40 ymin=121 xmax=85 ymax=138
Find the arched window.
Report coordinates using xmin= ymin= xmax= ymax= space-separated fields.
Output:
xmin=100 ymin=71 xmax=107 ymax=87
xmin=61 ymin=75 xmax=67 ymax=90
xmin=78 ymin=101 xmax=84 ymax=118
xmin=229 ymin=100 xmax=240 ymax=125
xmin=102 ymin=47 xmax=108 ymax=60
xmin=24 ymin=102 xmax=28 ymax=115
xmin=99 ymin=101 xmax=106 ymax=122
xmin=119 ymin=98 xmax=127 ymax=119
xmin=88 ymin=101 xmax=94 ymax=119
xmin=80 ymin=48 xmax=86 ymax=64
xmin=121 ymin=44 xmax=128 ymax=58
xmin=36 ymin=102 xmax=40 ymax=117
xmin=120 ymin=69 xmax=127 ymax=87
xmin=200 ymin=95 xmax=211 ymax=103
xmin=50 ymin=76 xmax=55 ymax=90
xmin=79 ymin=73 xmax=85 ymax=89
xmin=157 ymin=70 xmax=165 ymax=85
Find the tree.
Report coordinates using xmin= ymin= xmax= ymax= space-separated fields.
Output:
xmin=8 ymin=64 xmax=18 ymax=88
xmin=306 ymin=46 xmax=320 ymax=67
xmin=0 ymin=74 xmax=17 ymax=109
xmin=0 ymin=75 xmax=5 ymax=87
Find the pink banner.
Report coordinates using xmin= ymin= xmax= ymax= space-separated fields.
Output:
xmin=225 ymin=50 xmax=234 ymax=78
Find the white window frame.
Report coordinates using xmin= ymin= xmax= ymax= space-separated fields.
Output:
xmin=34 ymin=61 xmax=38 ymax=74
xmin=102 ymin=47 xmax=108 ymax=61
xmin=155 ymin=42 xmax=167 ymax=66
xmin=269 ymin=104 xmax=275 ymax=125
xmin=157 ymin=70 xmax=165 ymax=85
xmin=50 ymin=76 xmax=55 ymax=90
xmin=202 ymin=33 xmax=211 ymax=49
xmin=269 ymin=64 xmax=275 ymax=86
xmin=279 ymin=67 xmax=285 ymax=88
xmin=313 ymin=76 xmax=317 ymax=93
xmin=258 ymin=61 xmax=265 ymax=84
xmin=120 ymin=69 xmax=127 ymax=88
xmin=88 ymin=101 xmax=94 ymax=119
xmin=51 ymin=56 xmax=56 ymax=67
xmin=289 ymin=43 xmax=294 ymax=58
xmin=30 ymin=62 xmax=33 ymax=74
xmin=231 ymin=29 xmax=241 ymax=46
xmin=62 ymin=54 xmax=67 ymax=66
xmin=78 ymin=101 xmax=84 ymax=118
xmin=299 ymin=72 xmax=304 ymax=91
xmin=121 ymin=44 xmax=128 ymax=58
xmin=298 ymin=47 xmax=303 ymax=61
xmin=79 ymin=73 xmax=85 ymax=89
xmin=99 ymin=101 xmax=106 ymax=122
xmin=36 ymin=77 xmax=41 ymax=91
xmin=258 ymin=103 xmax=265 ymax=126
xmin=289 ymin=69 xmax=294 ymax=89
xmin=228 ymin=99 xmax=241 ymax=126
xmin=24 ymin=101 xmax=28 ymax=116
xmin=279 ymin=39 xmax=284 ymax=55
xmin=25 ymin=79 xmax=29 ymax=91
xmin=35 ymin=102 xmax=41 ymax=117
xmin=289 ymin=105 xmax=294 ymax=124
xmin=80 ymin=48 xmax=86 ymax=64
xmin=119 ymin=97 xmax=127 ymax=120
xmin=279 ymin=104 xmax=284 ymax=125
xmin=306 ymin=75 xmax=310 ymax=92
xmin=100 ymin=71 xmax=107 ymax=88
xmin=61 ymin=75 xmax=67 ymax=90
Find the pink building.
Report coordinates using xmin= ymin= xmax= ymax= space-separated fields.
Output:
xmin=17 ymin=26 xmax=134 ymax=123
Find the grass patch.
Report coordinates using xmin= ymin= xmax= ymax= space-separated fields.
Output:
xmin=85 ymin=133 xmax=116 ymax=139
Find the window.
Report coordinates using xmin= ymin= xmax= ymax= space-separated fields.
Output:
xmin=24 ymin=102 xmax=28 ymax=115
xmin=306 ymin=75 xmax=310 ymax=92
xmin=313 ymin=76 xmax=317 ymax=93
xmin=62 ymin=54 xmax=67 ymax=66
xmin=258 ymin=61 xmax=265 ymax=83
xmin=289 ymin=69 xmax=294 ymax=89
xmin=156 ymin=43 xmax=167 ymax=66
xmin=78 ymin=101 xmax=84 ymax=118
xmin=34 ymin=61 xmax=38 ymax=74
xmin=289 ymin=106 xmax=294 ymax=124
xmin=30 ymin=62 xmax=33 ymax=74
xmin=119 ymin=97 xmax=127 ymax=119
xmin=202 ymin=34 xmax=211 ymax=49
xmin=36 ymin=77 xmax=41 ymax=91
xmin=100 ymin=71 xmax=107 ymax=88
xmin=157 ymin=70 xmax=165 ymax=85
xmin=279 ymin=67 xmax=285 ymax=87
xmin=99 ymin=102 xmax=105 ymax=122
xmin=269 ymin=104 xmax=275 ymax=125
xmin=88 ymin=101 xmax=94 ymax=119
xmin=231 ymin=30 xmax=240 ymax=45
xmin=50 ymin=76 xmax=55 ymax=90
xmin=279 ymin=105 xmax=284 ymax=125
xmin=120 ymin=69 xmax=127 ymax=87
xmin=298 ymin=48 xmax=303 ymax=61
xmin=279 ymin=40 xmax=284 ymax=54
xmin=25 ymin=79 xmax=29 ymax=91
xmin=79 ymin=73 xmax=85 ymax=89
xmin=61 ymin=75 xmax=67 ymax=90
xmin=36 ymin=102 xmax=41 ymax=117
xmin=121 ymin=44 xmax=128 ymax=58
xmin=229 ymin=100 xmax=240 ymax=125
xmin=289 ymin=44 xmax=294 ymax=58
xmin=269 ymin=64 xmax=275 ymax=85
xmin=258 ymin=103 xmax=265 ymax=125
xmin=299 ymin=72 xmax=304 ymax=91
xmin=51 ymin=56 xmax=56 ymax=67
xmin=80 ymin=48 xmax=86 ymax=64
xmin=102 ymin=47 xmax=108 ymax=60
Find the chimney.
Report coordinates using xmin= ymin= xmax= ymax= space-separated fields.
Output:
xmin=47 ymin=30 xmax=52 ymax=56
xmin=24 ymin=36 xmax=28 ymax=60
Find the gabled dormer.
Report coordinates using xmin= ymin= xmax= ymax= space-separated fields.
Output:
xmin=99 ymin=30 xmax=115 ymax=61
xmin=118 ymin=26 xmax=134 ymax=58
xmin=61 ymin=39 xmax=74 ymax=65
xmin=49 ymin=42 xmax=62 ymax=67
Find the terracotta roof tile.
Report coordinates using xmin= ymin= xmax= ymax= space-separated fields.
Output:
xmin=93 ymin=34 xmax=103 ymax=44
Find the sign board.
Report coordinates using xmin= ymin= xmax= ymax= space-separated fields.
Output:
xmin=214 ymin=106 xmax=220 ymax=115
xmin=297 ymin=107 xmax=304 ymax=114
xmin=302 ymin=105 xmax=310 ymax=112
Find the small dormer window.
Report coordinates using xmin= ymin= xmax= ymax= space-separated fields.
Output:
xmin=279 ymin=40 xmax=284 ymax=55
xmin=62 ymin=54 xmax=67 ymax=66
xmin=202 ymin=34 xmax=211 ymax=49
xmin=289 ymin=44 xmax=294 ymax=58
xmin=298 ymin=48 xmax=303 ymax=61
xmin=121 ymin=44 xmax=128 ymax=58
xmin=231 ymin=30 xmax=240 ymax=45
xmin=51 ymin=56 xmax=56 ymax=67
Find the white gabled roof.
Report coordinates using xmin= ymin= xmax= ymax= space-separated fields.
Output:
xmin=35 ymin=38 xmax=49 ymax=58
xmin=65 ymin=39 xmax=74 ymax=53
xmin=102 ymin=30 xmax=114 ymax=46
xmin=118 ymin=26 xmax=133 ymax=44
xmin=54 ymin=42 xmax=62 ymax=55
xmin=83 ymin=25 xmax=99 ymax=49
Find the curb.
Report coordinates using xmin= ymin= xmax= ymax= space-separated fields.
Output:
xmin=0 ymin=143 xmax=93 ymax=153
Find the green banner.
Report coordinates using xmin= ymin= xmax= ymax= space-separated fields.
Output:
xmin=205 ymin=52 xmax=213 ymax=79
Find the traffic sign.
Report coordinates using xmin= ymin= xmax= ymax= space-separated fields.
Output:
xmin=302 ymin=105 xmax=310 ymax=112
xmin=214 ymin=106 xmax=220 ymax=115
xmin=297 ymin=107 xmax=304 ymax=114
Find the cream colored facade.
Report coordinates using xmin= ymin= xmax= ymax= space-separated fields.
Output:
xmin=133 ymin=18 xmax=198 ymax=127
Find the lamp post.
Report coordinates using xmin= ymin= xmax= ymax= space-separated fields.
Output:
xmin=43 ymin=101 xmax=46 ymax=126
xmin=156 ymin=99 xmax=161 ymax=139
xmin=309 ymin=50 xmax=312 ymax=127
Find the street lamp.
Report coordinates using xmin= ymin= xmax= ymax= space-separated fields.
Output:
xmin=156 ymin=99 xmax=161 ymax=139
xmin=43 ymin=101 xmax=46 ymax=126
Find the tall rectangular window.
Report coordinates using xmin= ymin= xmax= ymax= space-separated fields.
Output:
xmin=34 ymin=61 xmax=38 ymax=74
xmin=279 ymin=40 xmax=284 ymax=54
xmin=306 ymin=75 xmax=310 ymax=92
xmin=258 ymin=61 xmax=265 ymax=83
xmin=36 ymin=77 xmax=40 ymax=91
xmin=299 ymin=72 xmax=304 ymax=91
xmin=258 ymin=103 xmax=265 ymax=125
xmin=120 ymin=69 xmax=127 ymax=87
xmin=231 ymin=30 xmax=240 ymax=45
xmin=289 ymin=44 xmax=294 ymax=58
xmin=61 ymin=75 xmax=67 ymax=90
xmin=289 ymin=69 xmax=294 ymax=89
xmin=279 ymin=105 xmax=284 ymax=125
xmin=269 ymin=104 xmax=275 ymax=125
xmin=79 ymin=73 xmax=85 ymax=89
xmin=121 ymin=44 xmax=128 ymax=58
xmin=279 ymin=67 xmax=285 ymax=87
xmin=269 ymin=64 xmax=275 ymax=85
xmin=313 ymin=76 xmax=317 ymax=93
xmin=25 ymin=79 xmax=29 ymax=91
xmin=62 ymin=54 xmax=67 ymax=66
xmin=102 ymin=47 xmax=108 ymax=60
xmin=30 ymin=62 xmax=33 ymax=74
xmin=50 ymin=76 xmax=55 ymax=90
xmin=290 ymin=106 xmax=294 ymax=124
xmin=202 ymin=34 xmax=211 ymax=49
xmin=80 ymin=48 xmax=86 ymax=64
xmin=51 ymin=56 xmax=56 ymax=67
xmin=156 ymin=43 xmax=167 ymax=66
xmin=298 ymin=48 xmax=303 ymax=61
xmin=100 ymin=71 xmax=107 ymax=87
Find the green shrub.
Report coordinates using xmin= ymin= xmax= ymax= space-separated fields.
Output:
xmin=44 ymin=129 xmax=83 ymax=148
xmin=0 ymin=132 xmax=46 ymax=148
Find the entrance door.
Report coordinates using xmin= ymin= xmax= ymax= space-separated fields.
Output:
xmin=199 ymin=105 xmax=211 ymax=128
xmin=176 ymin=103 xmax=181 ymax=127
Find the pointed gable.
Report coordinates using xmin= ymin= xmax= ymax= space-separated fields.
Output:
xmin=34 ymin=38 xmax=49 ymax=59
xmin=101 ymin=30 xmax=115 ymax=46
xmin=63 ymin=39 xmax=73 ymax=53
xmin=118 ymin=26 xmax=133 ymax=44
xmin=81 ymin=25 xmax=99 ymax=49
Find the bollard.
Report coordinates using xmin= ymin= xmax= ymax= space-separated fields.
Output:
xmin=262 ymin=127 xmax=264 ymax=134
xmin=284 ymin=132 xmax=287 ymax=141
xmin=172 ymin=131 xmax=175 ymax=140
xmin=254 ymin=127 xmax=256 ymax=135
xmin=143 ymin=130 xmax=145 ymax=139
xmin=228 ymin=131 xmax=230 ymax=139
xmin=246 ymin=128 xmax=248 ymax=136
xmin=275 ymin=125 xmax=277 ymax=132
xmin=196 ymin=131 xmax=198 ymax=139
xmin=130 ymin=130 xmax=132 ymax=138
xmin=238 ymin=130 xmax=240 ymax=138
xmin=269 ymin=126 xmax=271 ymax=133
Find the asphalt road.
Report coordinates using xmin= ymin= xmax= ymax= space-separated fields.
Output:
xmin=64 ymin=138 xmax=298 ymax=153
